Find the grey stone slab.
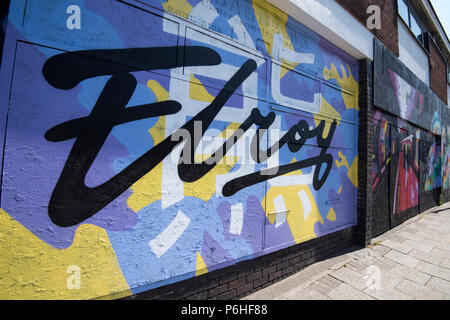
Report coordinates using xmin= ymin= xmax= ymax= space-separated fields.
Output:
xmin=284 ymin=288 xmax=331 ymax=300
xmin=390 ymin=265 xmax=431 ymax=286
xmin=327 ymin=283 xmax=375 ymax=300
xmin=384 ymin=250 xmax=420 ymax=268
xmin=430 ymin=248 xmax=450 ymax=260
xmin=379 ymin=239 xmax=413 ymax=254
xmin=309 ymin=282 xmax=335 ymax=296
xmin=426 ymin=277 xmax=450 ymax=295
xmin=395 ymin=230 xmax=425 ymax=242
xmin=329 ymin=266 xmax=368 ymax=291
xmin=395 ymin=279 xmax=445 ymax=300
xmin=375 ymin=256 xmax=402 ymax=271
xmin=421 ymin=238 xmax=448 ymax=251
xmin=416 ymin=261 xmax=450 ymax=281
xmin=369 ymin=244 xmax=391 ymax=257
xmin=363 ymin=287 xmax=414 ymax=300
xmin=408 ymin=248 xmax=444 ymax=265
xmin=440 ymin=259 xmax=450 ymax=270
xmin=403 ymin=239 xmax=433 ymax=254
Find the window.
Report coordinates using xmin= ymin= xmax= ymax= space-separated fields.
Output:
xmin=398 ymin=0 xmax=409 ymax=25
xmin=397 ymin=0 xmax=430 ymax=52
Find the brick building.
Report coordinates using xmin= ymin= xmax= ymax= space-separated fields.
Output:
xmin=0 ymin=0 xmax=448 ymax=300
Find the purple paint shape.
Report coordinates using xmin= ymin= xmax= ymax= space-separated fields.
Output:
xmin=2 ymin=41 xmax=137 ymax=249
xmin=315 ymin=170 xmax=356 ymax=235
xmin=217 ymin=195 xmax=264 ymax=254
xmin=201 ymin=231 xmax=234 ymax=272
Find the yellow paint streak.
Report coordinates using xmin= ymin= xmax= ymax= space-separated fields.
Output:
xmin=195 ymin=252 xmax=208 ymax=276
xmin=314 ymin=97 xmax=341 ymax=138
xmin=127 ymin=80 xmax=168 ymax=212
xmin=323 ymin=63 xmax=359 ymax=110
xmin=162 ymin=0 xmax=193 ymax=20
xmin=0 ymin=209 xmax=131 ymax=300
xmin=252 ymin=0 xmax=298 ymax=78
xmin=327 ymin=208 xmax=337 ymax=222
xmin=263 ymin=185 xmax=324 ymax=244
xmin=185 ymin=156 xmax=237 ymax=201
xmin=335 ymin=152 xmax=358 ymax=188
xmin=190 ymin=74 xmax=215 ymax=103
xmin=338 ymin=185 xmax=342 ymax=194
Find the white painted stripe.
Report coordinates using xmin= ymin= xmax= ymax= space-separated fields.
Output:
xmin=298 ymin=190 xmax=312 ymax=220
xmin=190 ymin=0 xmax=219 ymax=29
xmin=228 ymin=15 xmax=256 ymax=50
xmin=268 ymin=166 xmax=315 ymax=187
xmin=229 ymin=202 xmax=244 ymax=235
xmin=279 ymin=47 xmax=315 ymax=64
xmin=149 ymin=210 xmax=191 ymax=258
xmin=271 ymin=34 xmax=321 ymax=114
xmin=273 ymin=195 xmax=287 ymax=228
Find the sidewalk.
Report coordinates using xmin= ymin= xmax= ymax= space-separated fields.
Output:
xmin=244 ymin=203 xmax=450 ymax=300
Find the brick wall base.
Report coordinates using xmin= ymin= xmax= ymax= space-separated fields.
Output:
xmin=121 ymin=227 xmax=355 ymax=300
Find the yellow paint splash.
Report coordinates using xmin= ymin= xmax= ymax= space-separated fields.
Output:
xmin=195 ymin=252 xmax=208 ymax=276
xmin=252 ymin=0 xmax=298 ymax=78
xmin=0 ymin=209 xmax=131 ymax=300
xmin=323 ymin=63 xmax=359 ymax=110
xmin=314 ymin=97 xmax=341 ymax=139
xmin=263 ymin=185 xmax=324 ymax=244
xmin=184 ymin=156 xmax=237 ymax=201
xmin=190 ymin=74 xmax=215 ymax=103
xmin=162 ymin=0 xmax=193 ymax=20
xmin=127 ymin=80 xmax=168 ymax=212
xmin=327 ymin=207 xmax=337 ymax=222
xmin=335 ymin=152 xmax=358 ymax=188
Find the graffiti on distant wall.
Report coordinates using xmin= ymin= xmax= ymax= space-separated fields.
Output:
xmin=0 ymin=0 xmax=359 ymax=299
xmin=374 ymin=39 xmax=444 ymax=136
xmin=423 ymin=141 xmax=442 ymax=192
xmin=391 ymin=128 xmax=419 ymax=214
xmin=372 ymin=110 xmax=419 ymax=217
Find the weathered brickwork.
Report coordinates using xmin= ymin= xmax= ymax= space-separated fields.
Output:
xmin=336 ymin=0 xmax=399 ymax=56
xmin=123 ymin=228 xmax=355 ymax=300
xmin=429 ymin=39 xmax=448 ymax=105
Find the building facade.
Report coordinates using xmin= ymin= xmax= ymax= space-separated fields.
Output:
xmin=0 ymin=0 xmax=448 ymax=300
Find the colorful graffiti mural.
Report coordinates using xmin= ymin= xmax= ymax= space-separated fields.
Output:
xmin=0 ymin=0 xmax=359 ymax=299
xmin=372 ymin=39 xmax=448 ymax=236
xmin=371 ymin=110 xmax=420 ymax=236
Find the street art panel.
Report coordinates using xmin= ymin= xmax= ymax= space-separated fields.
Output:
xmin=374 ymin=39 xmax=443 ymax=135
xmin=371 ymin=109 xmax=421 ymax=234
xmin=371 ymin=110 xmax=392 ymax=236
xmin=419 ymin=134 xmax=442 ymax=212
xmin=0 ymin=0 xmax=358 ymax=299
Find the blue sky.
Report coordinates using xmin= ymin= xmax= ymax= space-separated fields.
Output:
xmin=430 ymin=0 xmax=450 ymax=39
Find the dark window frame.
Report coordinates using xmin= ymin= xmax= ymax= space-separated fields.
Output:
xmin=397 ymin=0 xmax=431 ymax=54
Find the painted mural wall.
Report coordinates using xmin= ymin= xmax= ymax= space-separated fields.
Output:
xmin=0 ymin=0 xmax=359 ymax=299
xmin=372 ymin=39 xmax=448 ymax=236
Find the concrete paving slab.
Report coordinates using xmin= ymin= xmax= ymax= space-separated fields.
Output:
xmin=327 ymin=283 xmax=375 ymax=300
xmin=384 ymin=250 xmax=421 ymax=268
xmin=390 ymin=265 xmax=431 ymax=286
xmin=395 ymin=279 xmax=445 ymax=300
xmin=245 ymin=206 xmax=450 ymax=300
xmin=426 ymin=277 xmax=450 ymax=295
xmin=416 ymin=261 xmax=450 ymax=281
xmin=408 ymin=248 xmax=444 ymax=265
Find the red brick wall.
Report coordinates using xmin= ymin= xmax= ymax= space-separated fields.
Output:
xmin=336 ymin=0 xmax=399 ymax=56
xmin=429 ymin=39 xmax=448 ymax=104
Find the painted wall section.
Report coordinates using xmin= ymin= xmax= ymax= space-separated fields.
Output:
xmin=372 ymin=38 xmax=446 ymax=236
xmin=0 ymin=0 xmax=359 ymax=299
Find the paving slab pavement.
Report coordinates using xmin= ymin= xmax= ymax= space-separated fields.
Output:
xmin=244 ymin=203 xmax=450 ymax=300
